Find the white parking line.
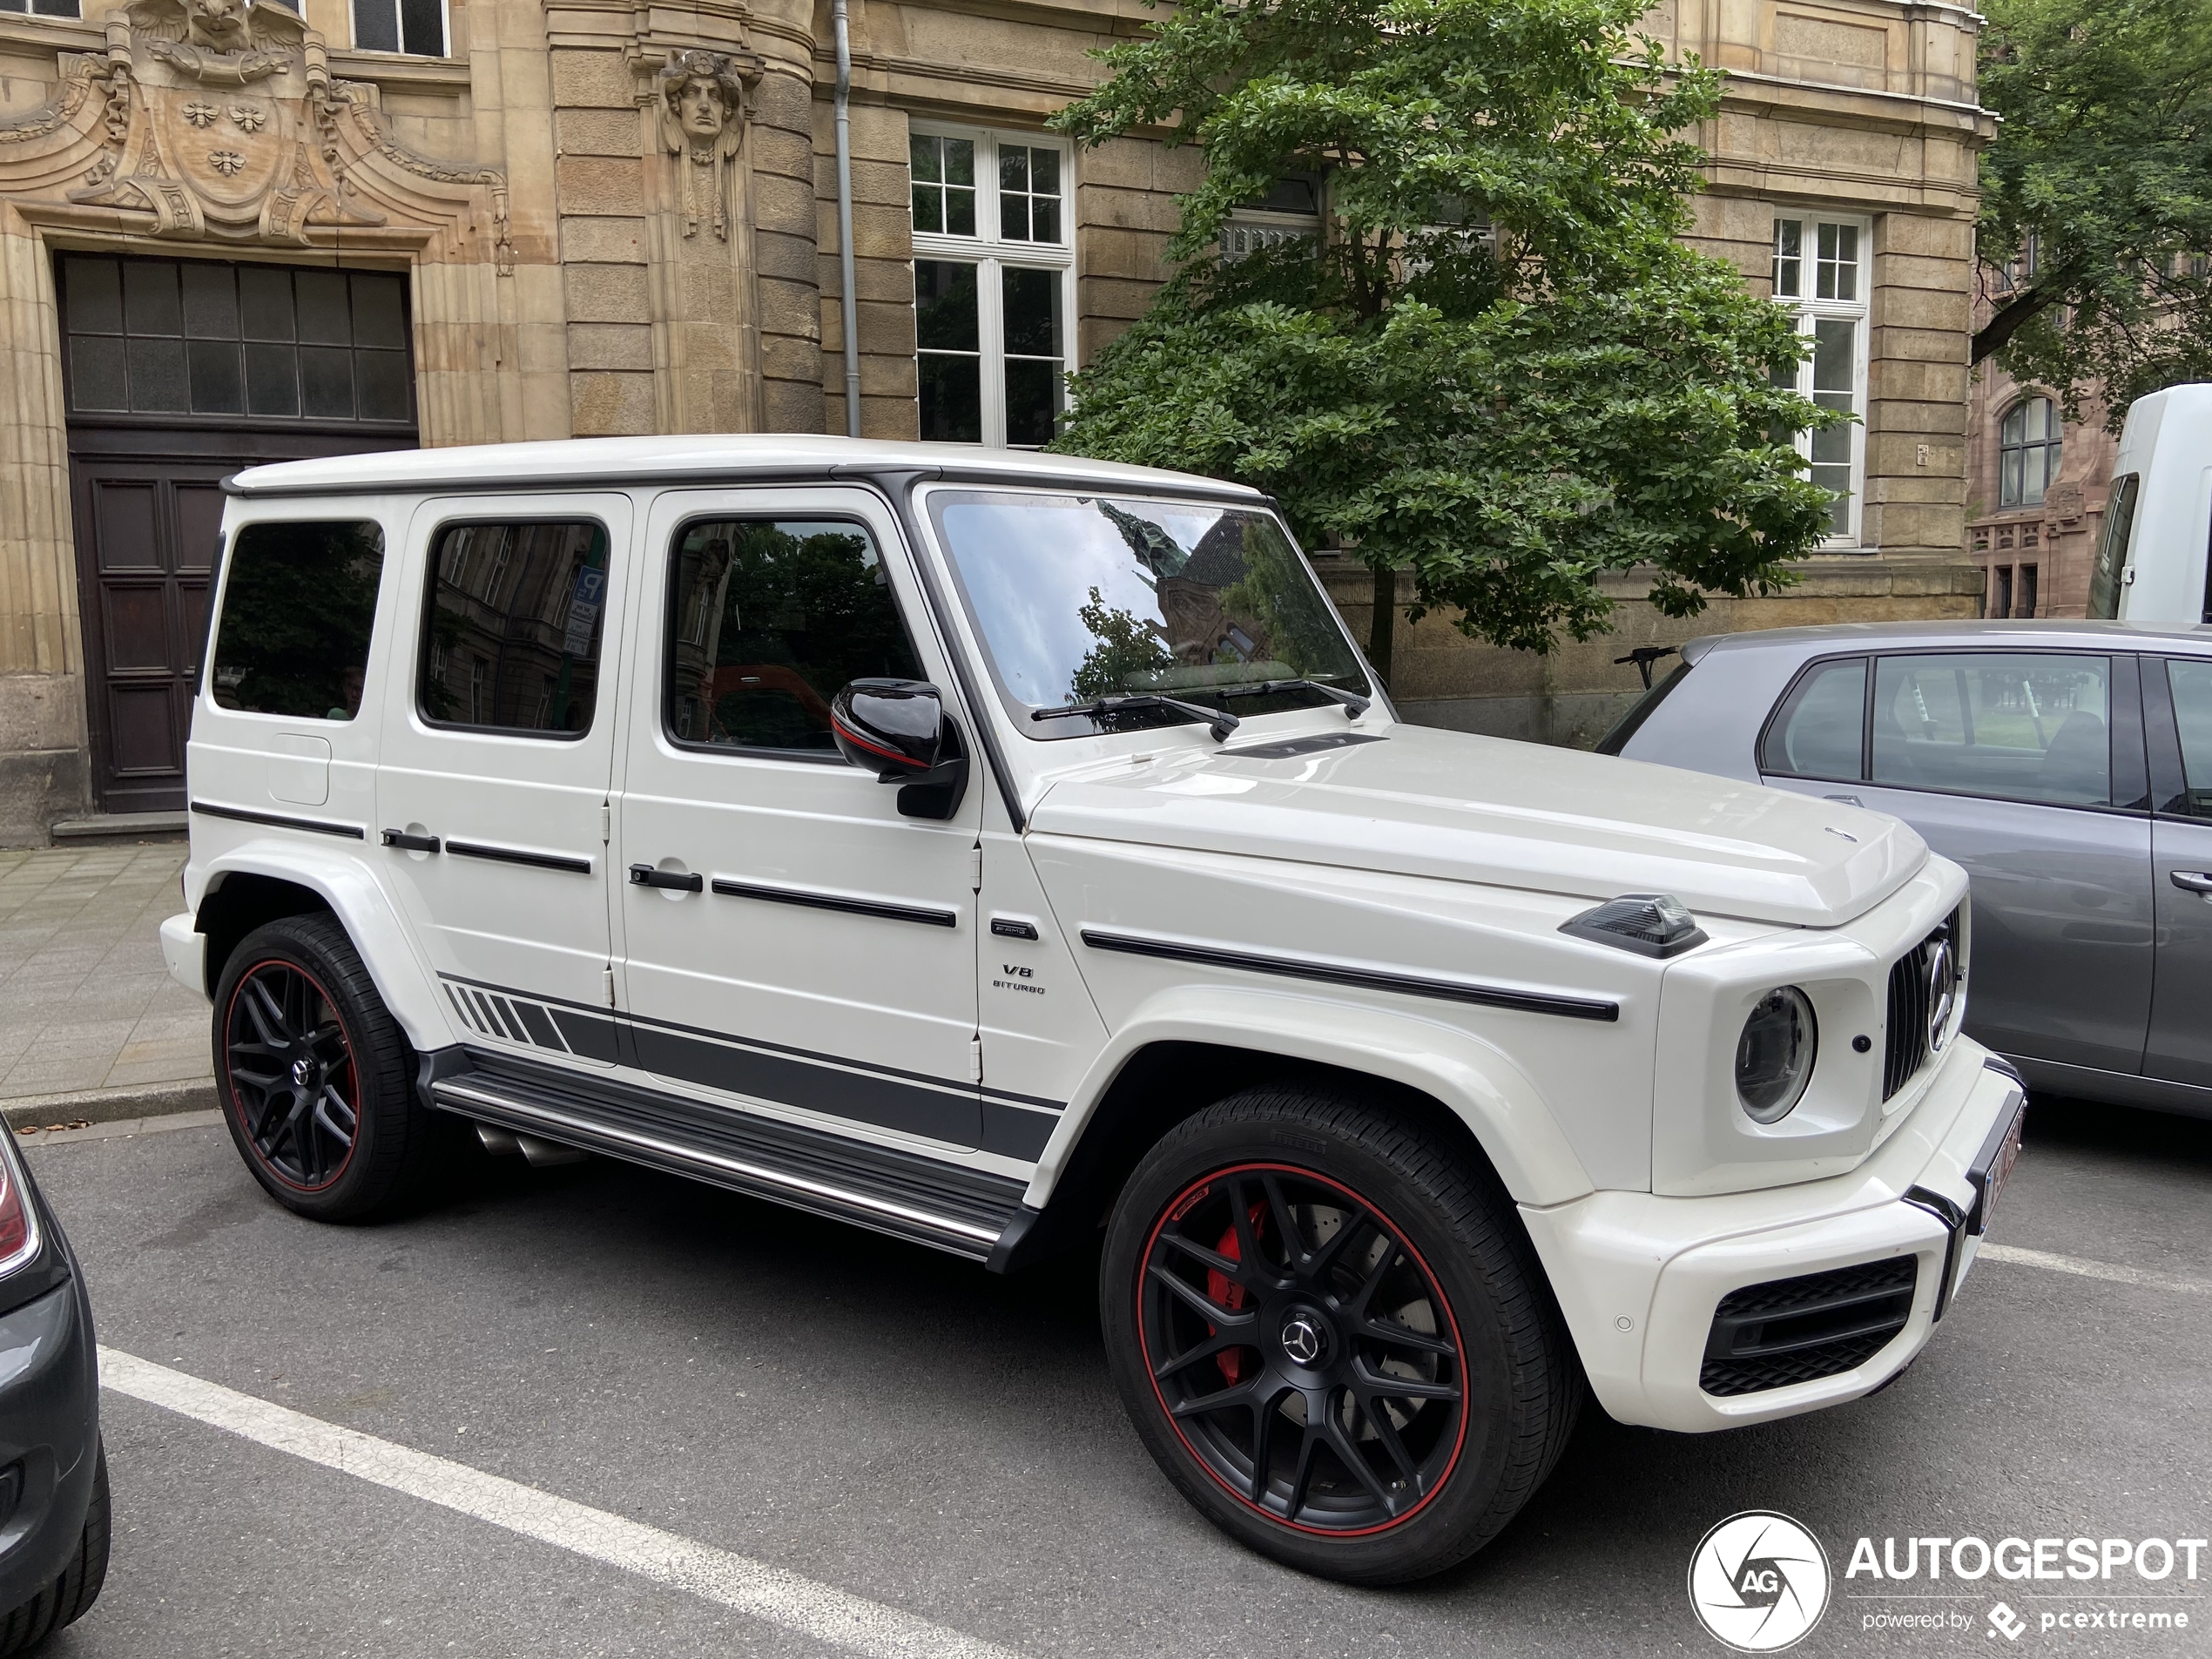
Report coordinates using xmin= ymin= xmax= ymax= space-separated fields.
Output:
xmin=1978 ymin=1244 xmax=2211 ymax=1297
xmin=98 ymin=1347 xmax=1022 ymax=1659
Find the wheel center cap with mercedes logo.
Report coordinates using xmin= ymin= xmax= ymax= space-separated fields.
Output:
xmin=291 ymin=1057 xmax=315 ymax=1088
xmin=1278 ymin=1310 xmax=1331 ymax=1368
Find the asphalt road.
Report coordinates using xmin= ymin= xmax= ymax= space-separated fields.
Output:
xmin=19 ymin=1093 xmax=2212 ymax=1659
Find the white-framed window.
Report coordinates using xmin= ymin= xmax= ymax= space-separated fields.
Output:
xmin=909 ymin=125 xmax=1075 ymax=448
xmin=1999 ymin=395 xmax=2062 ymax=508
xmin=352 ymin=0 xmax=444 ymax=56
xmin=1772 ymin=214 xmax=1871 ymax=544
xmin=1222 ymin=175 xmax=1323 ymax=262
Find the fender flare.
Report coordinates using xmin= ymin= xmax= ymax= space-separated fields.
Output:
xmin=1024 ymin=984 xmax=1596 ymax=1211
xmin=195 ymin=841 xmax=457 ymax=1053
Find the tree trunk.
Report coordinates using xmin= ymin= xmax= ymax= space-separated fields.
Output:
xmin=1368 ymin=562 xmax=1395 ymax=690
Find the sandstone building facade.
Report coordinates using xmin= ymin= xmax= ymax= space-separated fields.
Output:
xmin=0 ymin=0 xmax=1991 ymax=840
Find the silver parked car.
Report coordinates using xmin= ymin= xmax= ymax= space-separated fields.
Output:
xmin=1602 ymin=620 xmax=2212 ymax=1119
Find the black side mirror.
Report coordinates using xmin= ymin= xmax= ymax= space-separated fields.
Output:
xmin=831 ymin=679 xmax=970 ymax=820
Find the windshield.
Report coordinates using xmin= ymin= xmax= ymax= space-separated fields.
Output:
xmin=927 ymin=489 xmax=1372 ymax=738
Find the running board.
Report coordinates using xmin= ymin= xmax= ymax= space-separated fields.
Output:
xmin=421 ymin=1049 xmax=1028 ymax=1263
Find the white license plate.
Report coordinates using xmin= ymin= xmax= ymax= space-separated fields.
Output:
xmin=1973 ymin=1104 xmax=2025 ymax=1235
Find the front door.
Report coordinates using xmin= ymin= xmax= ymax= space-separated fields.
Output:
xmin=58 ymin=253 xmax=418 ymax=813
xmin=374 ymin=496 xmax=631 ymax=1036
xmin=2144 ymin=655 xmax=2212 ymax=1089
xmin=612 ymin=487 xmax=983 ymax=1148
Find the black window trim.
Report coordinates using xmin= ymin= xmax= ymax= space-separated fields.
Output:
xmin=657 ymin=509 xmax=923 ymax=768
xmin=415 ymin=515 xmax=612 ymax=743
xmin=1755 ymin=644 xmax=2153 ymax=819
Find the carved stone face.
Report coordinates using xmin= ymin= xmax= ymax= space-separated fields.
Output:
xmin=185 ymin=0 xmax=253 ymax=53
xmin=674 ymin=77 xmax=726 ymax=143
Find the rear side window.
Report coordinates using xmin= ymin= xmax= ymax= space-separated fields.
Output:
xmin=664 ymin=518 xmax=924 ymax=756
xmin=210 ymin=520 xmax=384 ymax=720
xmin=1759 ymin=658 xmax=1866 ymax=779
xmin=2166 ymin=658 xmax=2212 ymax=815
xmin=1871 ymin=652 xmax=2113 ymax=806
xmin=2088 ymin=474 xmax=2136 ymax=620
xmin=420 ymin=522 xmax=608 ymax=737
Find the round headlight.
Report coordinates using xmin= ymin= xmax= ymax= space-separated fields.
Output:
xmin=1737 ymin=987 xmax=1817 ymax=1123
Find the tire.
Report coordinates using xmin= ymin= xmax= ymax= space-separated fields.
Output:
xmin=1100 ymin=1086 xmax=1581 ymax=1585
xmin=212 ymin=914 xmax=435 ymax=1222
xmin=0 ymin=1440 xmax=110 ymax=1656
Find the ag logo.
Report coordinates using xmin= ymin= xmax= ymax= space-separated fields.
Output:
xmin=1687 ymin=1511 xmax=1832 ymax=1652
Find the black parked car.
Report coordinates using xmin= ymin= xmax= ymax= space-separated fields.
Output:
xmin=0 ymin=1128 xmax=106 ymax=1655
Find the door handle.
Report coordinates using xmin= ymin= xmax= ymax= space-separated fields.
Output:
xmin=2171 ymin=871 xmax=2212 ymax=895
xmin=381 ymin=829 xmax=441 ymax=853
xmin=1824 ymin=793 xmax=1864 ymax=808
xmin=629 ymin=863 xmax=703 ymax=893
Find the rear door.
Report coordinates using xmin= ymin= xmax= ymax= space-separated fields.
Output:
xmin=2143 ymin=654 xmax=2212 ymax=1088
xmin=374 ymin=496 xmax=631 ymax=1043
xmin=610 ymin=486 xmax=984 ymax=1148
xmin=1761 ymin=649 xmax=2154 ymax=1076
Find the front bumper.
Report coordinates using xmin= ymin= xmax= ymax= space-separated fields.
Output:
xmin=160 ymin=912 xmax=205 ymax=1001
xmin=1521 ymin=1037 xmax=2024 ymax=1433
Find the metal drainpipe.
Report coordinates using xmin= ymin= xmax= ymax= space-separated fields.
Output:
xmin=833 ymin=0 xmax=861 ymax=438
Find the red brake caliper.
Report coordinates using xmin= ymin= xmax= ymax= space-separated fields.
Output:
xmin=1205 ymin=1203 xmax=1265 ymax=1384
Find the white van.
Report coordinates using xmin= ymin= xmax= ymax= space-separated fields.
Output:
xmin=2091 ymin=383 xmax=2212 ymax=624
xmin=163 ymin=435 xmax=2023 ymax=1584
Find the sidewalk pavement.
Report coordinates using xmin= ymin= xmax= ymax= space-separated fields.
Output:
xmin=0 ymin=844 xmax=211 ymax=1123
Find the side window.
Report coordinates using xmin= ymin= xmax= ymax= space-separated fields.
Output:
xmin=665 ymin=519 xmax=924 ymax=757
xmin=1759 ymin=658 xmax=1865 ymax=779
xmin=210 ymin=520 xmax=384 ymax=719
xmin=2166 ymin=659 xmax=2212 ymax=816
xmin=419 ymin=521 xmax=608 ymax=737
xmin=1871 ymin=653 xmax=2113 ymax=806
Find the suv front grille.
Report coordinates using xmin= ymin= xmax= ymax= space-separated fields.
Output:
xmin=1700 ymin=1257 xmax=1919 ymax=1397
xmin=1883 ymin=907 xmax=1963 ymax=1100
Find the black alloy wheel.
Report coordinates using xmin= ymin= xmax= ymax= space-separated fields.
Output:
xmin=1103 ymin=1087 xmax=1581 ymax=1584
xmin=212 ymin=914 xmax=438 ymax=1222
xmin=224 ymin=959 xmax=361 ymax=1190
xmin=1139 ymin=1164 xmax=1467 ymax=1534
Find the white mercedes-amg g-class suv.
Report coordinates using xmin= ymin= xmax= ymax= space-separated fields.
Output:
xmin=163 ymin=436 xmax=2024 ymax=1585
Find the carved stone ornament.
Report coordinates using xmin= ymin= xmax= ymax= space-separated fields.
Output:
xmin=0 ymin=0 xmax=514 ymax=269
xmin=656 ymin=50 xmax=755 ymax=241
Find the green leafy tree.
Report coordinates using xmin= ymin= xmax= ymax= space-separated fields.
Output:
xmin=1047 ymin=0 xmax=1839 ymax=677
xmin=1974 ymin=0 xmax=2212 ymax=423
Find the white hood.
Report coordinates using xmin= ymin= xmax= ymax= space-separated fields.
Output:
xmin=1027 ymin=723 xmax=1925 ymax=928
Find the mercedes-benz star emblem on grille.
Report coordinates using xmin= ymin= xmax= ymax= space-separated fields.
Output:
xmin=1925 ymin=936 xmax=1957 ymax=1053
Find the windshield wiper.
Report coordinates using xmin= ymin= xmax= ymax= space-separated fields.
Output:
xmin=1032 ymin=694 xmax=1240 ymax=742
xmin=1213 ymin=678 xmax=1371 ymax=718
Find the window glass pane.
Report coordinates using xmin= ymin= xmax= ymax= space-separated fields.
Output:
xmin=124 ymin=260 xmax=181 ymax=335
xmin=946 ymin=175 xmax=975 ymax=237
xmin=2000 ymin=448 xmax=2023 ymax=507
xmin=63 ymin=256 xmax=123 ymax=335
xmin=180 ymin=263 xmax=239 ymax=338
xmin=943 ymin=137 xmax=974 ymax=188
xmin=239 ymin=266 xmax=296 ymax=341
xmin=351 ymin=273 xmax=407 ymax=349
xmin=1871 ymin=653 xmax=2111 ymax=806
xmin=2000 ymin=403 xmax=2024 ymax=445
xmin=355 ymin=349 xmax=409 ymax=421
xmin=398 ymin=0 xmax=442 ymax=55
xmin=1759 ymin=658 xmax=1865 ymax=779
xmin=245 ymin=342 xmax=300 ymax=415
xmin=2089 ymin=474 xmax=2137 ymax=619
xmin=2168 ymin=660 xmax=2212 ymax=814
xmin=211 ymin=521 xmax=385 ymax=719
xmin=296 ymin=272 xmax=352 ymax=345
xmin=353 ymin=0 xmax=399 ymax=51
xmin=188 ymin=339 xmax=245 ymax=414
xmin=664 ymin=519 xmax=924 ymax=755
xmin=126 ymin=337 xmax=189 ymax=412
xmin=918 ymin=354 xmax=981 ymax=442
xmin=300 ymin=345 xmax=354 ymax=417
xmin=69 ymin=337 xmax=128 ymax=412
xmin=910 ymin=133 xmax=941 ymax=185
xmin=914 ymin=260 xmax=978 ymax=352
xmin=421 ymin=522 xmax=609 ymax=735
xmin=1816 ymin=221 xmax=1858 ymax=301
xmin=1771 ymin=219 xmax=1802 ymax=298
xmin=1002 ymin=266 xmax=1063 ymax=447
